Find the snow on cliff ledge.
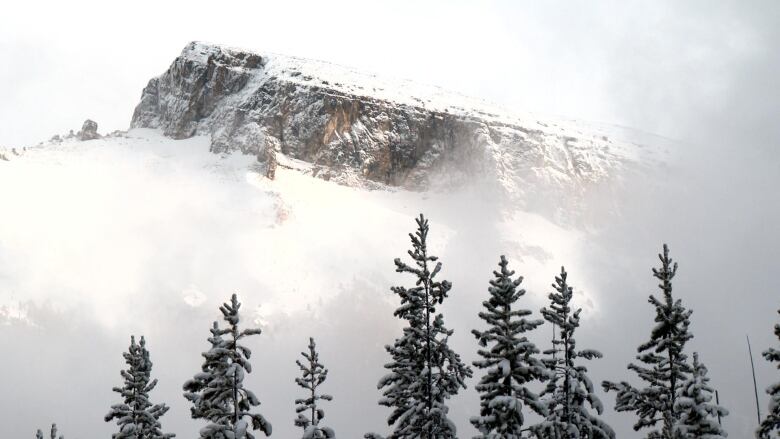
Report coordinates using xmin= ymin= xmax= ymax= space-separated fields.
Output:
xmin=131 ymin=41 xmax=670 ymax=211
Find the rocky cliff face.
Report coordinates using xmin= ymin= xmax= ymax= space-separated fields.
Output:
xmin=131 ymin=42 xmax=657 ymax=208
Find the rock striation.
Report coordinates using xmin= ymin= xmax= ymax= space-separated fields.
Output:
xmin=131 ymin=42 xmax=660 ymax=208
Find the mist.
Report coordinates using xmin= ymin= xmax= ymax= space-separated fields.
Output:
xmin=1 ymin=1 xmax=779 ymax=438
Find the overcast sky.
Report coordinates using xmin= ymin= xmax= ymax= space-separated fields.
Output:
xmin=1 ymin=1 xmax=779 ymax=438
xmin=0 ymin=0 xmax=777 ymax=151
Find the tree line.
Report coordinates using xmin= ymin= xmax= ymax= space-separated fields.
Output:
xmin=36 ymin=214 xmax=780 ymax=439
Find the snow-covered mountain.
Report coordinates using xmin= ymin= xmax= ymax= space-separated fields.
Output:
xmin=130 ymin=42 xmax=669 ymax=216
xmin=5 ymin=42 xmax=766 ymax=439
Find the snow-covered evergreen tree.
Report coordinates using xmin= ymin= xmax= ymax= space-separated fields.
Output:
xmin=372 ymin=214 xmax=472 ymax=439
xmin=470 ymin=255 xmax=550 ymax=437
xmin=602 ymin=244 xmax=694 ymax=439
xmin=758 ymin=308 xmax=780 ymax=438
xmin=183 ymin=294 xmax=272 ymax=439
xmin=533 ymin=266 xmax=614 ymax=439
xmin=672 ymin=353 xmax=728 ymax=439
xmin=294 ymin=337 xmax=335 ymax=439
xmin=36 ymin=424 xmax=63 ymax=439
xmin=105 ymin=335 xmax=175 ymax=439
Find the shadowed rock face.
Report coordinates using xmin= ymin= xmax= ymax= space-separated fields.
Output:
xmin=131 ymin=42 xmax=649 ymax=205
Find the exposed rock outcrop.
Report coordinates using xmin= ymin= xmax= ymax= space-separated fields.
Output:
xmin=131 ymin=42 xmax=657 ymax=210
xmin=77 ymin=119 xmax=100 ymax=141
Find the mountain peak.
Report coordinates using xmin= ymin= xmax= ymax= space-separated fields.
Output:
xmin=131 ymin=42 xmax=658 ymax=213
xmin=179 ymin=41 xmax=265 ymax=69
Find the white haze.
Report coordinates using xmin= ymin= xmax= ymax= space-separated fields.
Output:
xmin=0 ymin=130 xmax=591 ymax=438
xmin=0 ymin=126 xmax=777 ymax=438
xmin=1 ymin=0 xmax=779 ymax=438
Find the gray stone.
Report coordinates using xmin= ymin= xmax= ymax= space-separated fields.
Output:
xmin=78 ymin=119 xmax=100 ymax=141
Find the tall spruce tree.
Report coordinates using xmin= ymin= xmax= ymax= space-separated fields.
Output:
xmin=294 ymin=337 xmax=335 ymax=439
xmin=758 ymin=308 xmax=780 ymax=438
xmin=602 ymin=244 xmax=694 ymax=439
xmin=533 ymin=266 xmax=614 ymax=439
xmin=372 ymin=214 xmax=472 ymax=439
xmin=672 ymin=353 xmax=728 ymax=439
xmin=183 ymin=294 xmax=272 ymax=439
xmin=105 ymin=335 xmax=175 ymax=439
xmin=470 ymin=255 xmax=549 ymax=436
xmin=36 ymin=424 xmax=63 ymax=439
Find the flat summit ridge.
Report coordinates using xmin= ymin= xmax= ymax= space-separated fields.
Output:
xmin=131 ymin=41 xmax=664 ymax=211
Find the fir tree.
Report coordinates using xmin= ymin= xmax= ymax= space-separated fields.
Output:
xmin=673 ymin=353 xmax=728 ymax=439
xmin=533 ymin=266 xmax=614 ymax=439
xmin=183 ymin=294 xmax=272 ymax=439
xmin=372 ymin=214 xmax=472 ymax=439
xmin=758 ymin=308 xmax=780 ymax=438
xmin=36 ymin=424 xmax=63 ymax=439
xmin=294 ymin=337 xmax=335 ymax=439
xmin=105 ymin=335 xmax=175 ymax=439
xmin=602 ymin=244 xmax=694 ymax=439
xmin=470 ymin=255 xmax=550 ymax=437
